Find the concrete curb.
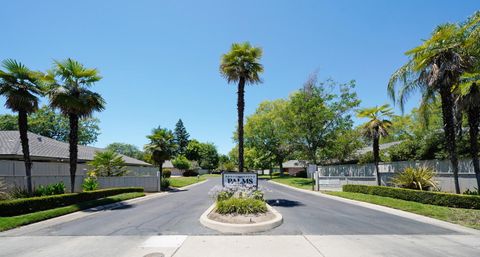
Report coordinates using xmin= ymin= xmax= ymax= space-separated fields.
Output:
xmin=268 ymin=180 xmax=480 ymax=235
xmin=199 ymin=203 xmax=283 ymax=234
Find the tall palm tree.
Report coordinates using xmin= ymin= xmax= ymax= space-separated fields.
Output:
xmin=388 ymin=24 xmax=475 ymax=194
xmin=357 ymin=104 xmax=394 ymax=186
xmin=0 ymin=59 xmax=43 ymax=195
xmin=220 ymin=42 xmax=263 ymax=172
xmin=455 ymin=73 xmax=480 ymax=190
xmin=144 ymin=127 xmax=176 ymax=191
xmin=47 ymin=59 xmax=105 ymax=192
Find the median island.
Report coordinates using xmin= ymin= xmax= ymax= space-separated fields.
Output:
xmin=200 ymin=183 xmax=283 ymax=234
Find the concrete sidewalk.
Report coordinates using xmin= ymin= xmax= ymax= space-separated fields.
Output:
xmin=1 ymin=235 xmax=479 ymax=257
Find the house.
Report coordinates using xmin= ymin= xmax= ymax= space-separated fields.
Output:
xmin=0 ymin=130 xmax=156 ymax=176
xmin=282 ymin=160 xmax=308 ymax=176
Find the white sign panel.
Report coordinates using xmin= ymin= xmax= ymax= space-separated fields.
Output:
xmin=222 ymin=172 xmax=258 ymax=187
xmin=308 ymin=164 xmax=317 ymax=174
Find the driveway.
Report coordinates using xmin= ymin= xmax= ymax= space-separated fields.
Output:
xmin=0 ymin=178 xmax=463 ymax=236
xmin=1 ymin=177 xmax=479 ymax=257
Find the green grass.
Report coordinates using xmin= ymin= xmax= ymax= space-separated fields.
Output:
xmin=0 ymin=192 xmax=145 ymax=232
xmin=200 ymin=174 xmax=221 ymax=178
xmin=271 ymin=176 xmax=314 ymax=190
xmin=326 ymin=191 xmax=480 ymax=230
xmin=169 ymin=176 xmax=206 ymax=188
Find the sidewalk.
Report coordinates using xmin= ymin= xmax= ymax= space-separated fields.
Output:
xmin=2 ymin=234 xmax=479 ymax=257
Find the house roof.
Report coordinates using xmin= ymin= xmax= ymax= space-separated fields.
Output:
xmin=0 ymin=130 xmax=151 ymax=166
xmin=354 ymin=141 xmax=402 ymax=155
xmin=282 ymin=160 xmax=309 ymax=168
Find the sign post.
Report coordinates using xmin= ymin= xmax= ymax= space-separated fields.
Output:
xmin=222 ymin=172 xmax=258 ymax=188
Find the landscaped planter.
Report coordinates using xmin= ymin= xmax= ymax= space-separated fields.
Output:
xmin=199 ymin=202 xmax=283 ymax=234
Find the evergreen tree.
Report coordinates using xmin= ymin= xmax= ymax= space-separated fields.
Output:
xmin=174 ymin=119 xmax=190 ymax=155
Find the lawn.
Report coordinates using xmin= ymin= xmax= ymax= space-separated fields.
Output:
xmin=271 ymin=176 xmax=314 ymax=190
xmin=169 ymin=176 xmax=206 ymax=188
xmin=326 ymin=191 xmax=480 ymax=230
xmin=0 ymin=192 xmax=145 ymax=232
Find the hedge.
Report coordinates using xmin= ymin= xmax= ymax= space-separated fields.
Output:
xmin=0 ymin=187 xmax=144 ymax=217
xmin=342 ymin=184 xmax=480 ymax=209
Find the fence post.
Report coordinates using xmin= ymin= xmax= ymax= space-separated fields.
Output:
xmin=156 ymin=171 xmax=160 ymax=192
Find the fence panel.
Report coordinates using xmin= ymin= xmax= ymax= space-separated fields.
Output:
xmin=0 ymin=175 xmax=159 ymax=193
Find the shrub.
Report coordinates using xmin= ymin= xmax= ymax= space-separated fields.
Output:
xmin=172 ymin=155 xmax=191 ymax=170
xmin=216 ymin=198 xmax=267 ymax=214
xmin=162 ymin=169 xmax=172 ymax=178
xmin=209 ymin=185 xmax=265 ymax=202
xmin=343 ymin=184 xmax=480 ymax=209
xmin=464 ymin=188 xmax=480 ymax=196
xmin=357 ymin=150 xmax=388 ymax=164
xmin=0 ymin=187 xmax=144 ymax=216
xmin=183 ymin=170 xmax=199 ymax=177
xmin=161 ymin=178 xmax=170 ymax=190
xmin=8 ymin=186 xmax=30 ymax=199
xmin=387 ymin=140 xmax=419 ymax=162
xmin=82 ymin=177 xmax=99 ymax=192
xmin=294 ymin=170 xmax=308 ymax=178
xmin=391 ymin=166 xmax=438 ymax=191
xmin=34 ymin=182 xmax=66 ymax=196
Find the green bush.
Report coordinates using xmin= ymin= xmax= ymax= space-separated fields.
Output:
xmin=183 ymin=170 xmax=199 ymax=177
xmin=216 ymin=198 xmax=267 ymax=214
xmin=172 ymin=155 xmax=191 ymax=170
xmin=294 ymin=170 xmax=308 ymax=178
xmin=0 ymin=187 xmax=144 ymax=216
xmin=343 ymin=184 xmax=480 ymax=209
xmin=35 ymin=182 xmax=66 ymax=196
xmin=387 ymin=140 xmax=419 ymax=162
xmin=357 ymin=150 xmax=388 ymax=164
xmin=162 ymin=169 xmax=171 ymax=178
xmin=82 ymin=177 xmax=99 ymax=192
xmin=391 ymin=167 xmax=438 ymax=191
xmin=161 ymin=178 xmax=170 ymax=190
xmin=464 ymin=188 xmax=480 ymax=196
xmin=7 ymin=186 xmax=30 ymax=199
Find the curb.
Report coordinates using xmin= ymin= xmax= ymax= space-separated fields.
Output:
xmin=268 ymin=180 xmax=480 ymax=235
xmin=199 ymin=203 xmax=283 ymax=234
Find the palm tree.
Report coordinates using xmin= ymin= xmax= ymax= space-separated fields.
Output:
xmin=47 ymin=59 xmax=105 ymax=192
xmin=388 ymin=24 xmax=475 ymax=194
xmin=455 ymin=73 xmax=480 ymax=190
xmin=220 ymin=42 xmax=264 ymax=172
xmin=357 ymin=104 xmax=394 ymax=186
xmin=144 ymin=127 xmax=176 ymax=191
xmin=0 ymin=59 xmax=43 ymax=195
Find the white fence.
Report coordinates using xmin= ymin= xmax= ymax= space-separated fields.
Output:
xmin=316 ymin=158 xmax=479 ymax=193
xmin=0 ymin=160 xmax=158 ymax=176
xmin=318 ymin=159 xmax=476 ymax=177
xmin=0 ymin=175 xmax=160 ymax=192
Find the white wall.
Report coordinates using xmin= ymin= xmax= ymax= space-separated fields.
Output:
xmin=316 ymin=158 xmax=479 ymax=193
xmin=0 ymin=160 xmax=158 ymax=176
xmin=0 ymin=175 xmax=160 ymax=192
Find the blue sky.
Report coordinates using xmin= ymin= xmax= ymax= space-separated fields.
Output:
xmin=1 ymin=0 xmax=478 ymax=154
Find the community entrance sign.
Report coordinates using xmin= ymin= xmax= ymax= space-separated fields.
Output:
xmin=222 ymin=172 xmax=258 ymax=187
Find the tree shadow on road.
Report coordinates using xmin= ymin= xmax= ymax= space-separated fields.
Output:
xmin=266 ymin=199 xmax=304 ymax=207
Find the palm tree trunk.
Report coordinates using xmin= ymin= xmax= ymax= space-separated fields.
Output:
xmin=18 ymin=110 xmax=33 ymax=195
xmin=237 ymin=77 xmax=245 ymax=172
xmin=467 ymin=108 xmax=480 ymax=189
xmin=373 ymin=132 xmax=381 ymax=186
xmin=439 ymin=88 xmax=461 ymax=194
xmin=68 ymin=113 xmax=79 ymax=193
xmin=159 ymin=163 xmax=163 ymax=191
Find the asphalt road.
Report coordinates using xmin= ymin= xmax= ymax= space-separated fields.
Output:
xmin=3 ymin=177 xmax=459 ymax=236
